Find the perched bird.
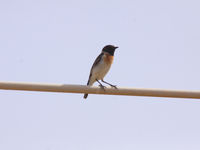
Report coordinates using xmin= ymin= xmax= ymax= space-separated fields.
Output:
xmin=84 ymin=45 xmax=118 ymax=99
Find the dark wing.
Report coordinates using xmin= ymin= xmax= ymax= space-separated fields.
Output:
xmin=87 ymin=52 xmax=103 ymax=85
xmin=91 ymin=52 xmax=104 ymax=70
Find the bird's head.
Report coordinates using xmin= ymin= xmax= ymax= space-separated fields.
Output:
xmin=102 ymin=45 xmax=118 ymax=56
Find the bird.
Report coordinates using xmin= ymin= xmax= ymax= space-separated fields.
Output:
xmin=84 ymin=45 xmax=118 ymax=99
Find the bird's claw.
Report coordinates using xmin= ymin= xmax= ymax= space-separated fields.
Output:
xmin=99 ymin=84 xmax=106 ymax=91
xmin=110 ymin=85 xmax=117 ymax=89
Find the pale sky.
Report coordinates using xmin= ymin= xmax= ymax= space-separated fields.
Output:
xmin=0 ymin=0 xmax=200 ymax=150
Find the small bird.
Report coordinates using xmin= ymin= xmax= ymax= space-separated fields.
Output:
xmin=84 ymin=45 xmax=118 ymax=99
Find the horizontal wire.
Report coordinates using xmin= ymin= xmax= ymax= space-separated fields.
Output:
xmin=0 ymin=81 xmax=199 ymax=99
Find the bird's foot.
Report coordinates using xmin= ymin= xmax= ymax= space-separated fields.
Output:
xmin=110 ymin=85 xmax=117 ymax=89
xmin=99 ymin=84 xmax=106 ymax=91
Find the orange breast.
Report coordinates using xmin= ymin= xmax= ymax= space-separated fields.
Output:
xmin=104 ymin=53 xmax=114 ymax=65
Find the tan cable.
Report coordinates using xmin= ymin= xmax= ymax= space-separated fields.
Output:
xmin=0 ymin=81 xmax=199 ymax=99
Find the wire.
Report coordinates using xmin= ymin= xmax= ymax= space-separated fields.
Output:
xmin=0 ymin=81 xmax=199 ymax=99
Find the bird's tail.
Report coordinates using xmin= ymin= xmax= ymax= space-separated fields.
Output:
xmin=83 ymin=93 xmax=88 ymax=99
xmin=83 ymin=74 xmax=92 ymax=99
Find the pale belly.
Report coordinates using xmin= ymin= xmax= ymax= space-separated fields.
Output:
xmin=89 ymin=60 xmax=111 ymax=85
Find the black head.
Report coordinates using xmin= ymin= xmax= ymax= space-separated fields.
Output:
xmin=102 ymin=45 xmax=118 ymax=56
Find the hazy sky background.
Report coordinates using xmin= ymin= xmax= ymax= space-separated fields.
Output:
xmin=0 ymin=0 xmax=200 ymax=150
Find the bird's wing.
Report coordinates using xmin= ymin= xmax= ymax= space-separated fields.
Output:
xmin=87 ymin=52 xmax=103 ymax=85
xmin=91 ymin=52 xmax=104 ymax=70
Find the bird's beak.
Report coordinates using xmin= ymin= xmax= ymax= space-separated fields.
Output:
xmin=115 ymin=46 xmax=119 ymax=49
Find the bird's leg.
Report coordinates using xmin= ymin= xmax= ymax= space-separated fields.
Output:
xmin=101 ymin=80 xmax=117 ymax=89
xmin=96 ymin=79 xmax=106 ymax=90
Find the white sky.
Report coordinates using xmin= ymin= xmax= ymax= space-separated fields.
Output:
xmin=0 ymin=0 xmax=200 ymax=150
